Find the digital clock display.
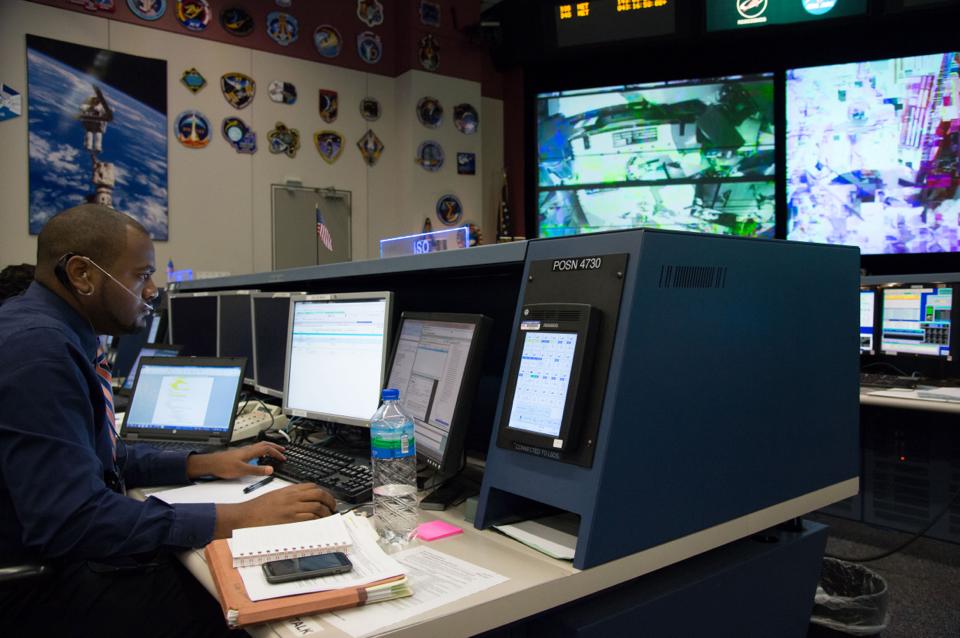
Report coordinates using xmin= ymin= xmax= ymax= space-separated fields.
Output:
xmin=554 ymin=0 xmax=675 ymax=47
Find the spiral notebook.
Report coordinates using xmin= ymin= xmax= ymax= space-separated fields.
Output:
xmin=227 ymin=513 xmax=352 ymax=567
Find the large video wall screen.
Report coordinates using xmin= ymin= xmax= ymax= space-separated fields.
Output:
xmin=787 ymin=52 xmax=960 ymax=254
xmin=537 ymin=74 xmax=776 ymax=238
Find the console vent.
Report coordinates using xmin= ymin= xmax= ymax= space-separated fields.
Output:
xmin=525 ymin=308 xmax=583 ymax=322
xmin=659 ymin=265 xmax=727 ymax=289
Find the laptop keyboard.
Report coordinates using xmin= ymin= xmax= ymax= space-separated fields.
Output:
xmin=259 ymin=442 xmax=373 ymax=504
xmin=133 ymin=439 xmax=226 ymax=453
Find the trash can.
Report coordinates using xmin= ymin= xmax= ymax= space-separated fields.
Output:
xmin=810 ymin=557 xmax=889 ymax=636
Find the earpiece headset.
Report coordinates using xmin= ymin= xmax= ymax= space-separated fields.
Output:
xmin=55 ymin=252 xmax=154 ymax=310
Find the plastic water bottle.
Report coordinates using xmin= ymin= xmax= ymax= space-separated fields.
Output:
xmin=370 ymin=388 xmax=418 ymax=543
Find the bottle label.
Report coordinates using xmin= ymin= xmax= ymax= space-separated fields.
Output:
xmin=371 ymin=433 xmax=416 ymax=459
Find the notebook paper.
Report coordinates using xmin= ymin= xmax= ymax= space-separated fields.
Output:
xmin=228 ymin=513 xmax=351 ymax=567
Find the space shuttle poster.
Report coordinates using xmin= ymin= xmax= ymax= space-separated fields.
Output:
xmin=26 ymin=35 xmax=168 ymax=240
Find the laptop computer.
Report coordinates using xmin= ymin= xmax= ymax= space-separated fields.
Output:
xmin=120 ymin=356 xmax=246 ymax=452
xmin=114 ymin=344 xmax=183 ymax=412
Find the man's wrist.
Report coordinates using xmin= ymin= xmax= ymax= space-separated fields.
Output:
xmin=185 ymin=452 xmax=218 ymax=479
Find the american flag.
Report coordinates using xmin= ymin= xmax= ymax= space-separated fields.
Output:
xmin=316 ymin=204 xmax=333 ymax=251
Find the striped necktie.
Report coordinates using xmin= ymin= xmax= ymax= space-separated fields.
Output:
xmin=95 ymin=338 xmax=118 ymax=461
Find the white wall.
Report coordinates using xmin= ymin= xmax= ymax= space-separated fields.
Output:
xmin=0 ymin=1 xmax=503 ymax=279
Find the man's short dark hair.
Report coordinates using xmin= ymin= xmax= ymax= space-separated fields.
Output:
xmin=0 ymin=263 xmax=36 ymax=301
xmin=36 ymin=204 xmax=150 ymax=270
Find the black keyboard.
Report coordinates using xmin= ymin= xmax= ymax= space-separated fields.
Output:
xmin=859 ymin=373 xmax=921 ymax=389
xmin=133 ymin=439 xmax=225 ymax=453
xmin=260 ymin=442 xmax=373 ymax=504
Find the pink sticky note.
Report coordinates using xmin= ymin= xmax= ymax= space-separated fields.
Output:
xmin=417 ymin=520 xmax=463 ymax=541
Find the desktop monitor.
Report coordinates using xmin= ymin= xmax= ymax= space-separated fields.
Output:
xmin=251 ymin=292 xmax=303 ymax=398
xmin=168 ymin=292 xmax=218 ymax=357
xmin=880 ymin=285 xmax=953 ymax=358
xmin=536 ymin=73 xmax=776 ymax=238
xmin=386 ymin=313 xmax=490 ymax=474
xmin=217 ymin=290 xmax=258 ymax=385
xmin=860 ymin=288 xmax=877 ymax=355
xmin=284 ymin=292 xmax=393 ymax=427
xmin=122 ymin=343 xmax=182 ymax=392
xmin=786 ymin=51 xmax=960 ymax=254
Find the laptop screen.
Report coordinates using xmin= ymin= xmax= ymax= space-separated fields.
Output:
xmin=124 ymin=360 xmax=243 ymax=435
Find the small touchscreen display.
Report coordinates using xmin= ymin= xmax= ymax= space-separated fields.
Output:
xmin=506 ymin=332 xmax=578 ymax=438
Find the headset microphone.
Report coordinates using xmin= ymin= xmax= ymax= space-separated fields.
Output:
xmin=84 ymin=257 xmax=154 ymax=311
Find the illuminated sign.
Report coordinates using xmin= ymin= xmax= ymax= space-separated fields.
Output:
xmin=380 ymin=227 xmax=471 ymax=259
xmin=707 ymin=0 xmax=866 ymax=31
xmin=554 ymin=0 xmax=674 ymax=46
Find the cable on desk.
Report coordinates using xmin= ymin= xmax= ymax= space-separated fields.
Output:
xmin=825 ymin=488 xmax=960 ymax=563
xmin=860 ymin=361 xmax=915 ymax=378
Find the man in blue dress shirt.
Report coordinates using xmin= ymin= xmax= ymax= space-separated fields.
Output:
xmin=0 ymin=205 xmax=336 ymax=637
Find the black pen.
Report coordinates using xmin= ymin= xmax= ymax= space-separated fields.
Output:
xmin=242 ymin=476 xmax=274 ymax=494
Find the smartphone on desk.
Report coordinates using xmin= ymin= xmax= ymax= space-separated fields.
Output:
xmin=262 ymin=552 xmax=353 ymax=584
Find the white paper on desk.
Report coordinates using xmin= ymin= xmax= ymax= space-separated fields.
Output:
xmin=325 ymin=546 xmax=509 ymax=638
xmin=917 ymin=387 xmax=960 ymax=401
xmin=148 ymin=476 xmax=291 ymax=505
xmin=493 ymin=514 xmax=578 ymax=560
xmin=865 ymin=389 xmax=921 ymax=399
xmin=241 ymin=515 xmax=404 ymax=602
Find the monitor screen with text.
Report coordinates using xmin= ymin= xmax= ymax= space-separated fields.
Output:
xmin=285 ymin=295 xmax=391 ymax=426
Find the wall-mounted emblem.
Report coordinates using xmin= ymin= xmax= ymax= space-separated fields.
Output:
xmin=357 ymin=31 xmax=383 ymax=64
xmin=127 ymin=0 xmax=165 ymax=20
xmin=453 ymin=103 xmax=478 ymax=134
xmin=268 ymin=81 xmax=297 ymax=105
xmin=416 ymin=141 xmax=444 ymax=172
xmin=220 ymin=7 xmax=254 ymax=36
xmin=175 ymin=110 xmax=210 ymax=148
xmin=357 ymin=129 xmax=384 ymax=166
xmin=418 ymin=34 xmax=439 ymax=72
xmin=314 ymin=25 xmax=342 ymax=58
xmin=176 ymin=0 xmax=210 ymax=31
xmin=417 ymin=96 xmax=443 ymax=129
xmin=221 ymin=72 xmax=256 ymax=109
xmin=268 ymin=123 xmax=300 ymax=157
xmin=314 ymin=131 xmax=343 ymax=164
xmin=266 ymin=11 xmax=299 ymax=46
xmin=357 ymin=0 xmax=384 ymax=27
xmin=318 ymin=89 xmax=338 ymax=123
xmin=180 ymin=67 xmax=206 ymax=93
xmin=222 ymin=117 xmax=257 ymax=153
xmin=360 ymin=97 xmax=381 ymax=121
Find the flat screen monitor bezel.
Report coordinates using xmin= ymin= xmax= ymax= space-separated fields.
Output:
xmin=282 ymin=291 xmax=394 ymax=428
xmin=860 ymin=287 xmax=878 ymax=356
xmin=216 ymin=290 xmax=259 ymax=386
xmin=386 ymin=312 xmax=490 ymax=475
xmin=121 ymin=342 xmax=183 ymax=393
xmin=250 ymin=292 xmax=304 ymax=399
xmin=786 ymin=50 xmax=960 ymax=259
xmin=879 ymin=283 xmax=954 ymax=360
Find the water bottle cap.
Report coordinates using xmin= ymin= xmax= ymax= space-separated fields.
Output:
xmin=381 ymin=388 xmax=400 ymax=401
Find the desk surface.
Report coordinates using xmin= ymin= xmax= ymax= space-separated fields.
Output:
xmin=860 ymin=388 xmax=960 ymax=413
xmin=136 ymin=477 xmax=855 ymax=637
